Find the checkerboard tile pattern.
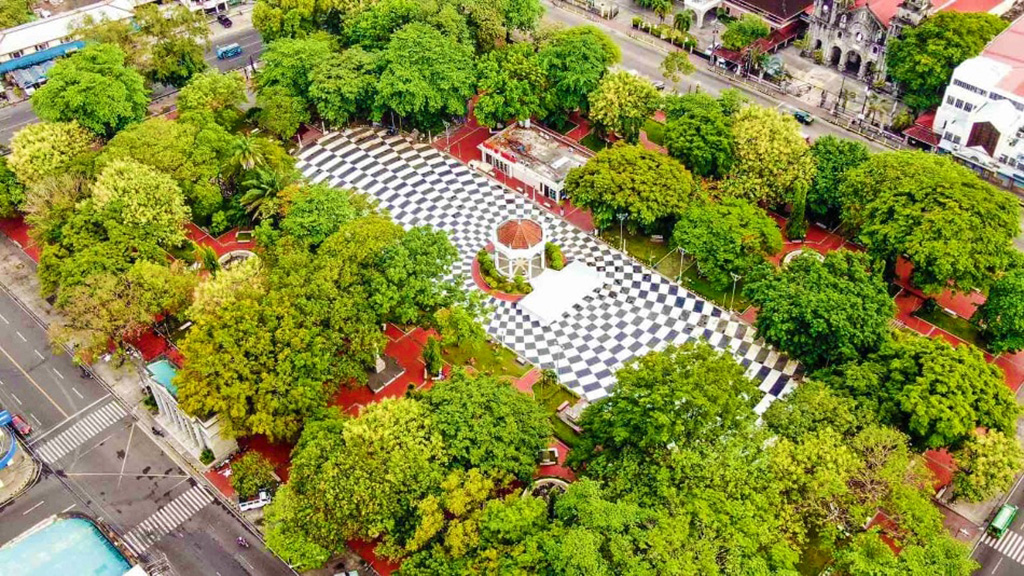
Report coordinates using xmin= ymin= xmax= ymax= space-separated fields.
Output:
xmin=297 ymin=128 xmax=801 ymax=412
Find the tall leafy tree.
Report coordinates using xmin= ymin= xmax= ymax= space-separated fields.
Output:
xmin=31 ymin=43 xmax=149 ymax=138
xmin=562 ymin=144 xmax=699 ymax=231
xmin=664 ymin=93 xmax=736 ymax=178
xmin=821 ymin=332 xmax=1021 ymax=449
xmin=587 ymin=70 xmax=662 ymax=143
xmin=0 ymin=156 xmax=25 ymax=218
xmin=887 ymin=12 xmax=1008 ymax=111
xmin=537 ymin=26 xmax=620 ymax=115
xmin=745 ymin=250 xmax=895 ymax=369
xmin=672 ymin=198 xmax=783 ymax=288
xmin=726 ymin=105 xmax=815 ymax=206
xmin=840 ymin=151 xmax=1018 ymax=293
xmin=257 ymin=34 xmax=337 ymax=106
xmin=8 ymin=122 xmax=95 ymax=187
xmin=230 ymin=452 xmax=279 ymax=500
xmin=974 ymin=267 xmax=1024 ymax=353
xmin=309 ymin=47 xmax=379 ymax=127
xmin=90 ymin=159 xmax=191 ymax=249
xmin=279 ymin=183 xmax=371 ymax=247
xmin=252 ymin=0 xmax=345 ymax=41
xmin=375 ymin=22 xmax=477 ymax=129
xmin=344 ymin=0 xmax=431 ymax=49
xmin=953 ymin=429 xmax=1024 ymax=503
xmin=807 ymin=135 xmax=870 ymax=225
xmin=421 ymin=370 xmax=551 ymax=481
xmin=721 ymin=13 xmax=770 ymax=50
xmin=177 ymin=70 xmax=248 ymax=128
xmin=474 ymin=43 xmax=547 ymax=128
xmin=257 ymin=86 xmax=311 ymax=140
xmin=0 ymin=0 xmax=31 ymax=28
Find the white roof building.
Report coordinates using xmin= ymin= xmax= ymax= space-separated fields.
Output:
xmin=0 ymin=0 xmax=145 ymax=62
xmin=934 ymin=16 xmax=1024 ymax=191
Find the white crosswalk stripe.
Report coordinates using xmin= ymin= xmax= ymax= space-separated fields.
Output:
xmin=32 ymin=402 xmax=127 ymax=465
xmin=982 ymin=529 xmax=1024 ymax=567
xmin=123 ymin=485 xmax=214 ymax=555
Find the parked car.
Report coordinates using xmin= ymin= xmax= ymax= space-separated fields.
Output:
xmin=11 ymin=414 xmax=31 ymax=436
xmin=793 ymin=110 xmax=815 ymax=125
xmin=989 ymin=504 xmax=1019 ymax=538
xmin=652 ymin=80 xmax=666 ymax=91
xmin=217 ymin=13 xmax=233 ymax=28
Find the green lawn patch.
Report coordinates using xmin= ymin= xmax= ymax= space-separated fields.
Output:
xmin=580 ymin=131 xmax=610 ymax=152
xmin=601 ymin=229 xmax=751 ymax=310
xmin=533 ymin=376 xmax=581 ymax=448
xmin=443 ymin=339 xmax=531 ymax=378
xmin=643 ymin=119 xmax=666 ymax=146
xmin=913 ymin=305 xmax=985 ymax=349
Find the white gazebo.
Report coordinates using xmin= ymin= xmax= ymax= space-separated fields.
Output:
xmin=493 ymin=218 xmax=546 ymax=279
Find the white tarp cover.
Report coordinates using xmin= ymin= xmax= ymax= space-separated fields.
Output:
xmin=519 ymin=260 xmax=605 ymax=326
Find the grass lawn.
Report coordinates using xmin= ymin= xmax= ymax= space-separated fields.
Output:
xmin=532 ymin=377 xmax=581 ymax=448
xmin=643 ymin=119 xmax=666 ymax=146
xmin=580 ymin=131 xmax=610 ymax=152
xmin=443 ymin=339 xmax=531 ymax=378
xmin=601 ymin=229 xmax=752 ymax=310
xmin=913 ymin=306 xmax=986 ymax=349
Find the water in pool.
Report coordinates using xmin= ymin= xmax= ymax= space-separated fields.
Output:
xmin=0 ymin=517 xmax=131 ymax=576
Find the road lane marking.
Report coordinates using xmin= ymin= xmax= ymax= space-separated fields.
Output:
xmin=72 ymin=387 xmax=83 ymax=399
xmin=28 ymin=394 xmax=110 ymax=444
xmin=61 ymin=504 xmax=75 ymax=513
xmin=33 ymin=349 xmax=44 ymax=360
xmin=117 ymin=424 xmax=135 ymax=489
xmin=0 ymin=342 xmax=68 ymax=418
xmin=22 ymin=501 xmax=44 ymax=515
xmin=11 ymin=393 xmax=21 ymax=404
xmin=0 ymin=312 xmax=7 ymax=324
xmin=33 ymin=402 xmax=128 ymax=464
xmin=16 ymin=331 xmax=26 ymax=342
xmin=52 ymin=367 xmax=64 ymax=380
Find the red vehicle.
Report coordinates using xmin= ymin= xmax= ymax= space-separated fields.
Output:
xmin=11 ymin=414 xmax=31 ymax=436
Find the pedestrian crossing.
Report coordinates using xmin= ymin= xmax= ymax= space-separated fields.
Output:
xmin=123 ymin=484 xmax=214 ymax=554
xmin=982 ymin=530 xmax=1024 ymax=565
xmin=32 ymin=401 xmax=127 ymax=465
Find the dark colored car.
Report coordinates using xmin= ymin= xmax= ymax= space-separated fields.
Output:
xmin=793 ymin=110 xmax=815 ymax=125
xmin=217 ymin=13 xmax=233 ymax=28
xmin=11 ymin=414 xmax=31 ymax=436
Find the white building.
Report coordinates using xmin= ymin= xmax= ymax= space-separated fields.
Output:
xmin=0 ymin=0 xmax=147 ymax=64
xmin=934 ymin=16 xmax=1024 ymax=191
xmin=145 ymin=359 xmax=237 ymax=464
xmin=479 ymin=121 xmax=593 ymax=203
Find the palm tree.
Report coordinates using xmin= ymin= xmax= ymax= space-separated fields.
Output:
xmin=653 ymin=0 xmax=671 ymax=23
xmin=239 ymin=167 xmax=300 ymax=222
xmin=673 ymin=10 xmax=694 ymax=32
xmin=223 ymin=135 xmax=278 ymax=183
xmin=866 ymin=92 xmax=887 ymax=126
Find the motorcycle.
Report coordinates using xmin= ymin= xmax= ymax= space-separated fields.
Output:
xmin=236 ymin=537 xmax=249 ymax=549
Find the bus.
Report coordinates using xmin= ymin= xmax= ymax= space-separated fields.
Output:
xmin=216 ymin=43 xmax=243 ymax=60
xmin=989 ymin=504 xmax=1019 ymax=539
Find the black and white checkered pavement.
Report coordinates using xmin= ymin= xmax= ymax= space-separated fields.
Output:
xmin=297 ymin=128 xmax=800 ymax=411
xmin=31 ymin=400 xmax=127 ymax=465
xmin=123 ymin=484 xmax=214 ymax=554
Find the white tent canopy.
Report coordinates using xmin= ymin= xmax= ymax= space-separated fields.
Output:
xmin=519 ymin=261 xmax=605 ymax=326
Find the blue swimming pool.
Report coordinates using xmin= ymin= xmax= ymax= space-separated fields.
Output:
xmin=0 ymin=517 xmax=131 ymax=576
xmin=147 ymin=358 xmax=178 ymax=397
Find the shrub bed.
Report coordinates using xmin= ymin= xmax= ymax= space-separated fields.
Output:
xmin=545 ymin=242 xmax=565 ymax=270
xmin=477 ymin=249 xmax=532 ymax=294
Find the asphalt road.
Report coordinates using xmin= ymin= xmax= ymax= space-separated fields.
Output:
xmin=0 ymin=270 xmax=290 ymax=575
xmin=0 ymin=24 xmax=264 ymax=145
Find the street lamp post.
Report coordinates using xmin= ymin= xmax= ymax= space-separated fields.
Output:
xmin=730 ymin=272 xmax=741 ymax=310
xmin=678 ymin=247 xmax=686 ymax=282
xmin=617 ymin=213 xmax=628 ymax=252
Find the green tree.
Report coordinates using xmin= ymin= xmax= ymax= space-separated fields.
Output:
xmin=570 ymin=342 xmax=760 ymax=472
xmin=0 ymin=0 xmax=31 ymax=28
xmin=500 ymin=0 xmax=543 ymax=32
xmin=31 ymin=43 xmax=149 ymax=137
xmin=375 ymin=22 xmax=477 ymax=130
xmin=726 ymin=105 xmax=815 ymax=206
xmin=822 ymin=332 xmax=1021 ymax=448
xmin=659 ymin=50 xmax=695 ymax=83
xmin=308 ymin=47 xmax=379 ymax=127
xmin=538 ymin=26 xmax=621 ymax=115
xmin=239 ymin=166 xmax=301 ymax=221
xmin=257 ymin=34 xmax=336 ymax=106
xmin=257 ymin=86 xmax=311 ymax=140
xmin=279 ymin=183 xmax=370 ymax=247
xmin=672 ymin=198 xmax=783 ymax=288
xmin=745 ymin=250 xmax=895 ymax=369
xmin=840 ymin=151 xmax=1018 ymax=294
xmin=8 ymin=122 xmax=95 ymax=186
xmin=721 ymin=13 xmax=770 ymax=50
xmin=807 ymin=135 xmax=870 ymax=225
xmin=0 ymin=156 xmax=25 ymax=218
xmin=434 ymin=295 xmax=489 ymax=348
xmin=762 ymin=380 xmax=869 ymax=441
xmin=953 ymin=429 xmax=1024 ymax=502
xmin=474 ymin=43 xmax=547 ymax=128
xmin=222 ymin=135 xmax=294 ymax=184
xmin=91 ymin=159 xmax=191 ymax=249
xmin=264 ymin=401 xmax=447 ymax=564
xmin=177 ymin=70 xmax=248 ymax=128
xmin=663 ymin=93 xmax=736 ymax=178
xmin=974 ymin=267 xmax=1024 ymax=353
xmin=587 ymin=70 xmax=662 ymax=143
xmin=422 ymin=371 xmax=551 ymax=480
xmin=886 ymin=12 xmax=1007 ymax=111
xmin=252 ymin=0 xmax=343 ymax=41
xmin=230 ymin=452 xmax=278 ymax=500
xmin=562 ymin=144 xmax=699 ymax=231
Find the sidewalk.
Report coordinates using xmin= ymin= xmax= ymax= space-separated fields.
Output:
xmin=0 ymin=437 xmax=40 ymax=507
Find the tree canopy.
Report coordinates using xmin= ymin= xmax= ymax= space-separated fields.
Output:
xmin=886 ymin=12 xmax=1008 ymax=111
xmin=587 ymin=70 xmax=662 ymax=143
xmin=840 ymin=151 xmax=1018 ymax=294
xmin=726 ymin=105 xmax=815 ymax=206
xmin=663 ymin=93 xmax=736 ymax=179
xmin=953 ymin=429 xmax=1024 ymax=503
xmin=807 ymin=135 xmax=870 ymax=225
xmin=745 ymin=250 xmax=895 ymax=369
xmin=309 ymin=47 xmax=379 ymax=127
xmin=9 ymin=122 xmax=95 ymax=187
xmin=721 ymin=13 xmax=770 ymax=50
xmin=0 ymin=0 xmax=31 ymax=29
xmin=474 ymin=43 xmax=547 ymax=128
xmin=974 ymin=266 xmax=1024 ymax=353
xmin=562 ymin=144 xmax=699 ymax=231
xmin=31 ymin=43 xmax=149 ymax=138
xmin=177 ymin=70 xmax=248 ymax=128
xmin=672 ymin=198 xmax=782 ymax=288
xmin=0 ymin=156 xmax=24 ymax=218
xmin=537 ymin=26 xmax=620 ymax=115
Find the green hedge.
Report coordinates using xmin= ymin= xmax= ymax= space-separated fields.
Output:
xmin=545 ymin=242 xmax=565 ymax=270
xmin=477 ymin=249 xmax=532 ymax=294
